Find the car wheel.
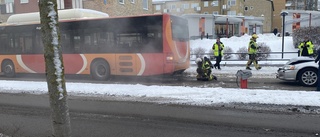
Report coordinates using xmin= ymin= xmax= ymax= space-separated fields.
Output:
xmin=298 ymin=68 xmax=317 ymax=86
xmin=90 ymin=60 xmax=110 ymax=81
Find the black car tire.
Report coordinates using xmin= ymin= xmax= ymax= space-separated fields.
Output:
xmin=298 ymin=68 xmax=318 ymax=87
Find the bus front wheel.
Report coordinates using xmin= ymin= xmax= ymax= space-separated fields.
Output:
xmin=2 ymin=61 xmax=15 ymax=77
xmin=91 ymin=60 xmax=110 ymax=81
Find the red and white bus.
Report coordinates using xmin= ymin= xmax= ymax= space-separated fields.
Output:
xmin=0 ymin=9 xmax=190 ymax=80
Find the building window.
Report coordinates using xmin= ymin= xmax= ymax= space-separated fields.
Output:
xmin=227 ymin=10 xmax=236 ymax=15
xmin=250 ymin=6 xmax=253 ymax=10
xmin=143 ymin=0 xmax=148 ymax=10
xmin=191 ymin=3 xmax=199 ymax=8
xmin=170 ymin=4 xmax=176 ymax=10
xmin=212 ymin=11 xmax=218 ymax=15
xmin=244 ymin=6 xmax=248 ymax=11
xmin=20 ymin=0 xmax=28 ymax=4
xmin=211 ymin=1 xmax=218 ymax=6
xmin=1 ymin=2 xmax=13 ymax=13
xmin=156 ymin=5 xmax=161 ymax=11
xmin=204 ymin=1 xmax=208 ymax=7
xmin=131 ymin=0 xmax=134 ymax=4
xmin=182 ymin=3 xmax=189 ymax=9
xmin=57 ymin=0 xmax=65 ymax=9
xmin=227 ymin=0 xmax=236 ymax=6
xmin=73 ymin=0 xmax=82 ymax=8
xmin=5 ymin=0 xmax=14 ymax=3
xmin=119 ymin=0 xmax=124 ymax=4
xmin=204 ymin=12 xmax=208 ymax=14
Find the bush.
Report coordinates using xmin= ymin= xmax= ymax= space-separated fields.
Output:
xmin=193 ymin=47 xmax=206 ymax=58
xmin=292 ymin=27 xmax=320 ymax=48
xmin=236 ymin=47 xmax=248 ymax=60
xmin=207 ymin=49 xmax=214 ymax=60
xmin=256 ymin=42 xmax=271 ymax=60
xmin=223 ymin=46 xmax=233 ymax=60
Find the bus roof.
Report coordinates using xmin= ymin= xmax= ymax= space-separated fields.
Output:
xmin=5 ymin=8 xmax=109 ymax=25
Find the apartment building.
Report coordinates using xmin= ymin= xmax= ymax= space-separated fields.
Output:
xmin=285 ymin=0 xmax=318 ymax=10
xmin=84 ymin=0 xmax=153 ymax=17
xmin=153 ymin=0 xmax=278 ymax=33
xmin=273 ymin=0 xmax=286 ymax=33
xmin=153 ymin=0 xmax=202 ymax=16
xmin=0 ymin=0 xmax=152 ymax=23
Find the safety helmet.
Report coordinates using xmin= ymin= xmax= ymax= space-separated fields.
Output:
xmin=252 ymin=34 xmax=259 ymax=39
xmin=195 ymin=58 xmax=202 ymax=64
xmin=203 ymin=55 xmax=209 ymax=60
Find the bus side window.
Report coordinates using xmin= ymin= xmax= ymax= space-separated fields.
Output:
xmin=9 ymin=38 xmax=14 ymax=54
xmin=35 ymin=33 xmax=44 ymax=54
xmin=15 ymin=37 xmax=24 ymax=53
xmin=61 ymin=32 xmax=72 ymax=53
xmin=24 ymin=36 xmax=32 ymax=53
xmin=0 ymin=34 xmax=8 ymax=54
xmin=106 ymin=32 xmax=115 ymax=51
xmin=73 ymin=36 xmax=81 ymax=53
xmin=20 ymin=37 xmax=26 ymax=53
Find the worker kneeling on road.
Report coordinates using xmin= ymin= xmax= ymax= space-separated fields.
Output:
xmin=195 ymin=56 xmax=217 ymax=81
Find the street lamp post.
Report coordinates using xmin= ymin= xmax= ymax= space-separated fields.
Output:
xmin=212 ymin=15 xmax=215 ymax=39
xmin=211 ymin=2 xmax=216 ymax=39
xmin=280 ymin=11 xmax=288 ymax=59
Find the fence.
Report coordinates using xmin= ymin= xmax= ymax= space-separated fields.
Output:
xmin=190 ymin=51 xmax=300 ymax=62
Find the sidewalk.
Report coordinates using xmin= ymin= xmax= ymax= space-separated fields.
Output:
xmin=185 ymin=65 xmax=279 ymax=79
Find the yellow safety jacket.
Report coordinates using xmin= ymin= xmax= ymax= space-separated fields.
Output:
xmin=248 ymin=39 xmax=258 ymax=54
xmin=298 ymin=40 xmax=314 ymax=56
xmin=202 ymin=61 xmax=211 ymax=70
xmin=212 ymin=42 xmax=224 ymax=56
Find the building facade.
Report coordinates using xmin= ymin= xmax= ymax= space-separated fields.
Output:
xmin=0 ymin=0 xmax=152 ymax=23
xmin=153 ymin=0 xmax=279 ymax=33
xmin=84 ymin=0 xmax=153 ymax=17
xmin=285 ymin=0 xmax=318 ymax=10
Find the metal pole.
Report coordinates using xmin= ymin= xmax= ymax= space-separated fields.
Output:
xmin=212 ymin=15 xmax=215 ymax=39
xmin=226 ymin=18 xmax=229 ymax=38
xmin=309 ymin=13 xmax=311 ymax=28
xmin=281 ymin=14 xmax=286 ymax=59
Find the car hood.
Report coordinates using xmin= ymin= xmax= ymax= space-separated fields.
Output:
xmin=286 ymin=56 xmax=314 ymax=65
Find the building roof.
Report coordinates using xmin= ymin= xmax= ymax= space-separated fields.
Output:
xmin=215 ymin=16 xmax=243 ymax=24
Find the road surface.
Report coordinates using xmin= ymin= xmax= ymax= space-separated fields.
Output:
xmin=0 ymin=93 xmax=319 ymax=137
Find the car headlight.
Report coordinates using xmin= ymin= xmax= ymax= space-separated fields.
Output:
xmin=283 ymin=65 xmax=295 ymax=70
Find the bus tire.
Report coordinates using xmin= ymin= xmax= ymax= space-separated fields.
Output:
xmin=2 ymin=60 xmax=15 ymax=78
xmin=90 ymin=60 xmax=110 ymax=81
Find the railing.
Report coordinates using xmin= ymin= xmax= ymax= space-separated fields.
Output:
xmin=190 ymin=51 xmax=300 ymax=62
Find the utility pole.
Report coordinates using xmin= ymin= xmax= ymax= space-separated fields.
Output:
xmin=280 ymin=11 xmax=288 ymax=59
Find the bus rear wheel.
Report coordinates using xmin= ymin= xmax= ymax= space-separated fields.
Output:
xmin=91 ymin=60 xmax=110 ymax=81
xmin=2 ymin=61 xmax=15 ymax=78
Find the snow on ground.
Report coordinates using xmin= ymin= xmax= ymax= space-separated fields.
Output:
xmin=1 ymin=33 xmax=320 ymax=108
xmin=190 ymin=33 xmax=297 ymax=60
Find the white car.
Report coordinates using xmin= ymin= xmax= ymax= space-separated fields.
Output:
xmin=276 ymin=56 xmax=318 ymax=86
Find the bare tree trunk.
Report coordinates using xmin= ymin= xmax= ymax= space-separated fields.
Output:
xmin=38 ymin=0 xmax=72 ymax=136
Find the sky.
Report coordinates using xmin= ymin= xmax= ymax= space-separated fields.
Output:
xmin=1 ymin=33 xmax=320 ymax=108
